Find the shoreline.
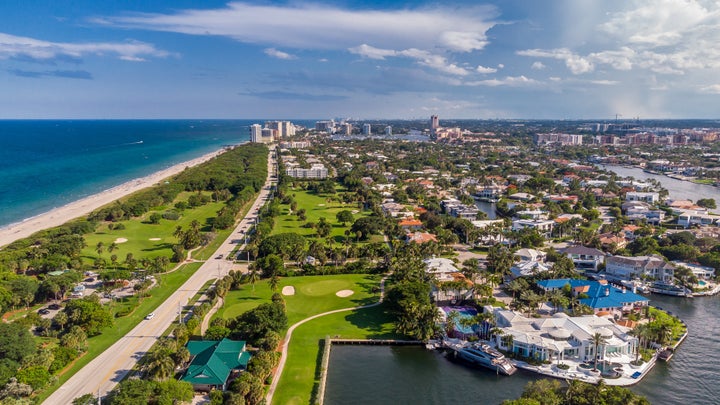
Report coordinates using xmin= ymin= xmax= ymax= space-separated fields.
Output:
xmin=0 ymin=147 xmax=232 ymax=248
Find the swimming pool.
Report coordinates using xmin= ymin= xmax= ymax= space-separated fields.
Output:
xmin=442 ymin=307 xmax=479 ymax=335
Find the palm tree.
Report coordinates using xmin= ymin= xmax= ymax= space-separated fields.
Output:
xmin=548 ymin=290 xmax=567 ymax=314
xmin=95 ymin=242 xmax=104 ymax=257
xmin=445 ymin=310 xmax=460 ymax=337
xmin=589 ymin=332 xmax=609 ymax=371
xmin=247 ymin=266 xmax=259 ymax=293
xmin=144 ymin=349 xmax=176 ymax=381
xmin=269 ymin=274 xmax=280 ymax=292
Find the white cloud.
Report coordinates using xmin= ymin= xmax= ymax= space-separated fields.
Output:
xmin=0 ymin=32 xmax=167 ymax=62
xmin=590 ymin=80 xmax=619 ymax=86
xmin=517 ymin=48 xmax=594 ymax=74
xmin=350 ymin=44 xmax=469 ymax=76
xmin=476 ymin=65 xmax=497 ymax=74
xmin=263 ymin=48 xmax=297 ymax=60
xmin=531 ymin=61 xmax=545 ymax=70
xmin=700 ymin=84 xmax=720 ymax=94
xmin=465 ymin=75 xmax=541 ymax=87
xmin=101 ymin=2 xmax=497 ymax=54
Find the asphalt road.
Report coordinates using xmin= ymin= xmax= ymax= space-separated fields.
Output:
xmin=43 ymin=149 xmax=276 ymax=405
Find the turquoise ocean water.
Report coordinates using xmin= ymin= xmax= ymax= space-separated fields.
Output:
xmin=0 ymin=120 xmax=289 ymax=228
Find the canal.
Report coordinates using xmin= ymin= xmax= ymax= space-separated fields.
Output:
xmin=324 ymin=167 xmax=719 ymax=405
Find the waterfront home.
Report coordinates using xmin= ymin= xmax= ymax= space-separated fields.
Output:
xmin=677 ymin=210 xmax=718 ymax=228
xmin=561 ymin=246 xmax=605 ymax=271
xmin=673 ymin=261 xmax=715 ymax=280
xmin=605 ymin=254 xmax=675 ymax=283
xmin=625 ymin=192 xmax=660 ymax=204
xmin=537 ymin=279 xmax=649 ymax=316
xmin=441 ymin=198 xmax=479 ymax=220
xmin=515 ymin=210 xmax=549 ymax=220
xmin=181 ymin=338 xmax=251 ymax=391
xmin=491 ymin=308 xmax=638 ymax=364
xmin=622 ymin=201 xmax=665 ymax=224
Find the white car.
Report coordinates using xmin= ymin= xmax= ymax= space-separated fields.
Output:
xmin=145 ymin=313 xmax=155 ymax=320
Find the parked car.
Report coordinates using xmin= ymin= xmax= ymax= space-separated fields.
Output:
xmin=38 ymin=308 xmax=50 ymax=315
xmin=145 ymin=312 xmax=155 ymax=320
xmin=48 ymin=303 xmax=61 ymax=310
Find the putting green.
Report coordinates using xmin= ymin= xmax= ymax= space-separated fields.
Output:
xmin=298 ymin=279 xmax=351 ymax=296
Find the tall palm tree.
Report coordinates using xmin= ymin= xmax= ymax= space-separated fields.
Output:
xmin=144 ymin=349 xmax=176 ymax=381
xmin=445 ymin=310 xmax=460 ymax=337
xmin=247 ymin=266 xmax=259 ymax=293
xmin=589 ymin=332 xmax=609 ymax=371
xmin=269 ymin=274 xmax=280 ymax=292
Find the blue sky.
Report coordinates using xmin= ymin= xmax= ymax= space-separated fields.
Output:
xmin=2 ymin=0 xmax=720 ymax=119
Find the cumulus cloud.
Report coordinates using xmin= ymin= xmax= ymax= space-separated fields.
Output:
xmin=263 ymin=48 xmax=297 ymax=60
xmin=100 ymin=3 xmax=497 ymax=53
xmin=531 ymin=61 xmax=545 ymax=70
xmin=350 ymin=44 xmax=469 ymax=76
xmin=0 ymin=32 xmax=167 ymax=62
xmin=476 ymin=65 xmax=497 ymax=74
xmin=519 ymin=1 xmax=720 ymax=78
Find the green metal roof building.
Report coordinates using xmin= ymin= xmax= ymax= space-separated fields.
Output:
xmin=181 ymin=338 xmax=251 ymax=391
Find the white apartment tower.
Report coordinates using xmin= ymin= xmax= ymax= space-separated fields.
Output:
xmin=385 ymin=125 xmax=392 ymax=135
xmin=363 ymin=123 xmax=372 ymax=135
xmin=250 ymin=124 xmax=263 ymax=143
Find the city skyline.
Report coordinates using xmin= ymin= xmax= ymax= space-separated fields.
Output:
xmin=2 ymin=1 xmax=720 ymax=119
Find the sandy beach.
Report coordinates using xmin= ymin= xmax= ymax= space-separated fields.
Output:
xmin=0 ymin=148 xmax=228 ymax=248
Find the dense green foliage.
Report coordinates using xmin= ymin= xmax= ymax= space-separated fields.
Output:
xmin=502 ymin=379 xmax=649 ymax=405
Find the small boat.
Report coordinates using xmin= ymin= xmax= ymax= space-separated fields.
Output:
xmin=447 ymin=341 xmax=517 ymax=375
xmin=658 ymin=348 xmax=674 ymax=362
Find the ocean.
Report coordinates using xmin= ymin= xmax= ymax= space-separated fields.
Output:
xmin=0 ymin=120 xmax=298 ymax=229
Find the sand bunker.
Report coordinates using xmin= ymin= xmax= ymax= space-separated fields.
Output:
xmin=318 ymin=203 xmax=325 ymax=206
xmin=114 ymin=238 xmax=128 ymax=244
xmin=282 ymin=286 xmax=295 ymax=296
xmin=149 ymin=238 xmax=161 ymax=241
xmin=336 ymin=289 xmax=354 ymax=297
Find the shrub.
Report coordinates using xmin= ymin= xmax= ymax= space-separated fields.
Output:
xmin=162 ymin=210 xmax=181 ymax=220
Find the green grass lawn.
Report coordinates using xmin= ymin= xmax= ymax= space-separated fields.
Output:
xmin=35 ymin=262 xmax=203 ymax=403
xmin=272 ymin=304 xmax=403 ymax=405
xmin=272 ymin=188 xmax=371 ymax=242
xmin=216 ymin=273 xmax=382 ymax=325
xmin=81 ymin=193 xmax=225 ymax=264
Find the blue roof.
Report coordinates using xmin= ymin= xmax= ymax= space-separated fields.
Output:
xmin=537 ymin=278 xmax=648 ymax=310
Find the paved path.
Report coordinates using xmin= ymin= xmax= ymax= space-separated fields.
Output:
xmin=43 ymin=149 xmax=277 ymax=405
xmin=200 ymin=297 xmax=223 ymax=335
xmin=265 ymin=273 xmax=390 ymax=405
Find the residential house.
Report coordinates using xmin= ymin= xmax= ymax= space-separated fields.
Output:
xmin=625 ymin=192 xmax=660 ymax=204
xmin=424 ymin=257 xmax=472 ymax=303
xmin=512 ymin=219 xmax=555 ymax=237
xmin=561 ymin=245 xmax=606 ymax=271
xmin=537 ymin=279 xmax=648 ymax=315
xmin=182 ymin=338 xmax=251 ymax=391
xmin=598 ymin=233 xmax=628 ymax=250
xmin=492 ymin=308 xmax=638 ymax=364
xmin=398 ymin=218 xmax=423 ymax=231
xmin=673 ymin=261 xmax=715 ymax=280
xmin=677 ymin=210 xmax=718 ymax=228
xmin=441 ymin=198 xmax=479 ymax=220
xmin=406 ymin=232 xmax=438 ymax=244
xmin=605 ymin=255 xmax=675 ymax=282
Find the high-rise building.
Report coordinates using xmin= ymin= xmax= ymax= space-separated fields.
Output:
xmin=264 ymin=121 xmax=296 ymax=138
xmin=250 ymin=124 xmax=263 ymax=143
xmin=385 ymin=125 xmax=392 ymax=135
xmin=343 ymin=123 xmax=353 ymax=135
xmin=430 ymin=115 xmax=439 ymax=135
xmin=363 ymin=123 xmax=372 ymax=135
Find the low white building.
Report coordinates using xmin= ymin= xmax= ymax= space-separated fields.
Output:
xmin=424 ymin=257 xmax=472 ymax=303
xmin=512 ymin=219 xmax=555 ymax=236
xmin=673 ymin=261 xmax=715 ymax=280
xmin=677 ymin=210 xmax=718 ymax=228
xmin=626 ymin=192 xmax=660 ymax=204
